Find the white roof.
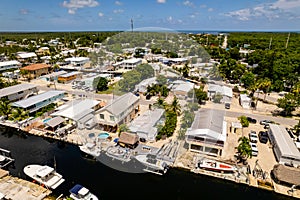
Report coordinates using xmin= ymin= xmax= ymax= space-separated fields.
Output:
xmin=78 ymin=187 xmax=89 ymax=196
xmin=122 ymin=58 xmax=142 ymax=64
xmin=36 ymin=166 xmax=54 ymax=177
xmin=17 ymin=52 xmax=37 ymax=59
xmin=12 ymin=90 xmax=64 ymax=109
xmin=0 ymin=83 xmax=37 ymax=98
xmin=269 ymin=124 xmax=300 ymax=159
xmin=65 ymin=57 xmax=89 ymax=62
xmin=208 ymin=84 xmax=233 ymax=98
xmin=59 ymin=71 xmax=82 ymax=78
xmin=240 ymin=93 xmax=251 ymax=101
xmin=0 ymin=60 xmax=20 ymax=67
xmin=51 ymin=99 xmax=100 ymax=121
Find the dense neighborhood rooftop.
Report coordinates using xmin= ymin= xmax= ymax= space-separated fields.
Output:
xmin=0 ymin=83 xmax=37 ymax=99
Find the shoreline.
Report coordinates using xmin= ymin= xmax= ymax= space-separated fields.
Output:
xmin=0 ymin=122 xmax=299 ymax=199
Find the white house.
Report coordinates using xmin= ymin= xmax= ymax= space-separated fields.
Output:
xmin=95 ymin=93 xmax=140 ymax=132
xmin=268 ymin=124 xmax=300 ymax=167
xmin=185 ymin=108 xmax=227 ymax=157
xmin=0 ymin=60 xmax=21 ymax=71
xmin=239 ymin=94 xmax=252 ymax=109
xmin=0 ymin=83 xmax=38 ymax=102
xmin=207 ymin=84 xmax=233 ymax=103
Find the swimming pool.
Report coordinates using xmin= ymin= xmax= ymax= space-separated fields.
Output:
xmin=98 ymin=132 xmax=109 ymax=139
xmin=43 ymin=118 xmax=52 ymax=124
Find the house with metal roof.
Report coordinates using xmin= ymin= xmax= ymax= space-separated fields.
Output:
xmin=95 ymin=93 xmax=140 ymax=132
xmin=207 ymin=84 xmax=233 ymax=103
xmin=129 ymin=108 xmax=165 ymax=142
xmin=185 ymin=108 xmax=227 ymax=157
xmin=51 ymin=99 xmax=101 ymax=130
xmin=239 ymin=93 xmax=252 ymax=109
xmin=11 ymin=90 xmax=65 ymax=113
xmin=57 ymin=71 xmax=83 ymax=83
xmin=40 ymin=71 xmax=67 ymax=82
xmin=0 ymin=83 xmax=38 ymax=102
xmin=170 ymin=80 xmax=194 ymax=99
xmin=134 ymin=77 xmax=157 ymax=93
xmin=268 ymin=124 xmax=300 ymax=167
xmin=65 ymin=57 xmax=90 ymax=67
xmin=0 ymin=60 xmax=21 ymax=71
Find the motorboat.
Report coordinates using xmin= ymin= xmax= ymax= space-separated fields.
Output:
xmin=69 ymin=184 xmax=98 ymax=200
xmin=23 ymin=164 xmax=65 ymax=189
xmin=105 ymin=146 xmax=132 ymax=162
xmin=79 ymin=142 xmax=101 ymax=159
xmin=197 ymin=158 xmax=237 ymax=173
xmin=135 ymin=154 xmax=169 ymax=175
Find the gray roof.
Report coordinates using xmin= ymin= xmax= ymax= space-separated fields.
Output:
xmin=51 ymin=99 xmax=100 ymax=121
xmin=186 ymin=108 xmax=226 ymax=142
xmin=269 ymin=124 xmax=300 ymax=159
xmin=12 ymin=90 xmax=64 ymax=108
xmin=129 ymin=109 xmax=165 ymax=140
xmin=45 ymin=116 xmax=65 ymax=127
xmin=101 ymin=93 xmax=139 ymax=117
xmin=0 ymin=83 xmax=37 ymax=99
xmin=208 ymin=84 xmax=233 ymax=98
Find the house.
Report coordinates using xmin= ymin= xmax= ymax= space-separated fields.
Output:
xmin=36 ymin=47 xmax=50 ymax=56
xmin=51 ymin=99 xmax=101 ymax=130
xmin=11 ymin=90 xmax=65 ymax=113
xmin=0 ymin=60 xmax=21 ymax=71
xmin=57 ymin=71 xmax=83 ymax=83
xmin=79 ymin=73 xmax=112 ymax=90
xmin=185 ymin=108 xmax=227 ymax=157
xmin=16 ymin=52 xmax=37 ymax=62
xmin=134 ymin=77 xmax=157 ymax=93
xmin=95 ymin=93 xmax=140 ymax=132
xmin=239 ymin=94 xmax=252 ymax=109
xmin=0 ymin=83 xmax=38 ymax=102
xmin=170 ymin=80 xmax=194 ymax=99
xmin=116 ymin=58 xmax=142 ymax=70
xmin=40 ymin=71 xmax=68 ymax=82
xmin=118 ymin=132 xmax=139 ymax=149
xmin=207 ymin=84 xmax=233 ymax=103
xmin=268 ymin=124 xmax=300 ymax=167
xmin=20 ymin=63 xmax=50 ymax=79
xmin=65 ymin=57 xmax=90 ymax=67
xmin=129 ymin=109 xmax=165 ymax=142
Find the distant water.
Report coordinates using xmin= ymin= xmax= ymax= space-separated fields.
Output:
xmin=0 ymin=126 xmax=296 ymax=200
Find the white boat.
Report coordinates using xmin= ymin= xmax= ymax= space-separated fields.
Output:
xmin=69 ymin=184 xmax=98 ymax=200
xmin=23 ymin=164 xmax=65 ymax=189
xmin=135 ymin=154 xmax=169 ymax=175
xmin=105 ymin=146 xmax=132 ymax=162
xmin=197 ymin=158 xmax=237 ymax=173
xmin=79 ymin=142 xmax=101 ymax=158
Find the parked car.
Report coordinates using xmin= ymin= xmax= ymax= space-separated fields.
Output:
xmin=249 ymin=131 xmax=258 ymax=143
xmin=258 ymin=131 xmax=269 ymax=144
xmin=247 ymin=117 xmax=257 ymax=124
xmin=259 ymin=119 xmax=274 ymax=125
xmin=249 ymin=142 xmax=258 ymax=156
xmin=225 ymin=103 xmax=230 ymax=109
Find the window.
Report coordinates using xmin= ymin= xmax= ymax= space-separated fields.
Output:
xmin=110 ymin=115 xmax=115 ymax=121
xmin=99 ymin=114 xmax=104 ymax=119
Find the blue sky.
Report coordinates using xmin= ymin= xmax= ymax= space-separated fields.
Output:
xmin=0 ymin=0 xmax=300 ymax=31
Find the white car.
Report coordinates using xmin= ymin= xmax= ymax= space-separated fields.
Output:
xmin=248 ymin=131 xmax=258 ymax=143
xmin=250 ymin=142 xmax=258 ymax=156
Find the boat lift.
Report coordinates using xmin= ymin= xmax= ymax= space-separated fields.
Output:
xmin=0 ymin=148 xmax=15 ymax=169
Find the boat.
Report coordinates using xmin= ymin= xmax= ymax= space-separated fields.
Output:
xmin=0 ymin=148 xmax=15 ymax=169
xmin=69 ymin=184 xmax=98 ymax=200
xmin=196 ymin=158 xmax=237 ymax=173
xmin=23 ymin=164 xmax=65 ymax=189
xmin=105 ymin=146 xmax=132 ymax=162
xmin=79 ymin=142 xmax=101 ymax=159
xmin=135 ymin=154 xmax=169 ymax=175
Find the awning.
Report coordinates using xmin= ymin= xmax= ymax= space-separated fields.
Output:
xmin=45 ymin=116 xmax=65 ymax=128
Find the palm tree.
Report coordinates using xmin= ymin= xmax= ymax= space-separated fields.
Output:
xmin=257 ymin=78 xmax=272 ymax=101
xmin=154 ymin=97 xmax=166 ymax=109
xmin=0 ymin=98 xmax=12 ymax=119
xmin=11 ymin=107 xmax=29 ymax=122
xmin=168 ymin=96 xmax=181 ymax=116
xmin=237 ymin=136 xmax=252 ymax=163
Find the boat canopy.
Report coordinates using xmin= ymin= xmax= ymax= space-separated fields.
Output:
xmin=36 ymin=166 xmax=54 ymax=177
xmin=70 ymin=184 xmax=89 ymax=196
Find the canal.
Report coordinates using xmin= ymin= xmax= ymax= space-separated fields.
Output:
xmin=0 ymin=126 xmax=296 ymax=200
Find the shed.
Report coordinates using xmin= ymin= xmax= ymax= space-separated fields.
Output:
xmin=271 ymin=164 xmax=300 ymax=186
xmin=118 ymin=132 xmax=139 ymax=149
xmin=45 ymin=116 xmax=65 ymax=130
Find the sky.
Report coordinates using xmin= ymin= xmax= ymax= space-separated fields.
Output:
xmin=0 ymin=0 xmax=300 ymax=31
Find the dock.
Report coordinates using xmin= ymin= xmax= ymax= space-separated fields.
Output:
xmin=0 ymin=148 xmax=15 ymax=169
xmin=0 ymin=168 xmax=52 ymax=200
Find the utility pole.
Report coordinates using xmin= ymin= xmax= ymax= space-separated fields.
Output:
xmin=285 ymin=32 xmax=290 ymax=49
xmin=131 ymin=18 xmax=133 ymax=32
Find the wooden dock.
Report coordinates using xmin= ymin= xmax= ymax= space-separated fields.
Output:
xmin=0 ymin=169 xmax=51 ymax=200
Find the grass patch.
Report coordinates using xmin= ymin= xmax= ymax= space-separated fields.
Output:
xmin=96 ymin=83 xmax=126 ymax=96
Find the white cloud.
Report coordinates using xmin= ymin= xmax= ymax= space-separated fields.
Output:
xmin=62 ymin=0 xmax=99 ymax=14
xmin=200 ymin=4 xmax=206 ymax=8
xmin=19 ymin=9 xmax=29 ymax=15
xmin=157 ymin=0 xmax=166 ymax=4
xmin=224 ymin=0 xmax=300 ymax=21
xmin=115 ymin=1 xmax=122 ymax=6
xmin=98 ymin=12 xmax=104 ymax=17
xmin=208 ymin=8 xmax=213 ymax=12
xmin=183 ymin=1 xmax=194 ymax=7
xmin=113 ymin=9 xmax=124 ymax=14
